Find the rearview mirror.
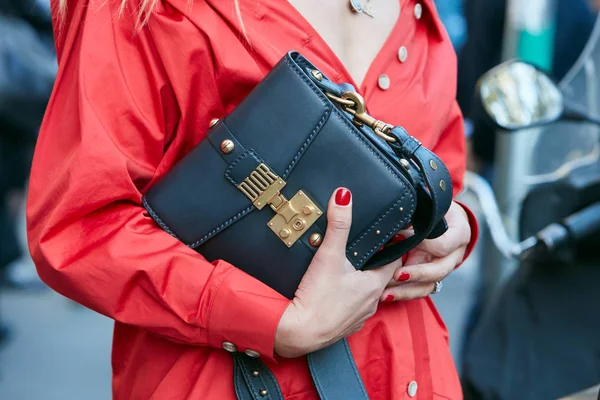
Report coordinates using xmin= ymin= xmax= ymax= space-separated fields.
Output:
xmin=478 ymin=60 xmax=564 ymax=130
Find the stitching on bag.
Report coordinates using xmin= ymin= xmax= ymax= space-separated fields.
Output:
xmin=188 ymin=205 xmax=254 ymax=248
xmin=307 ymin=355 xmax=329 ymax=400
xmin=342 ymin=339 xmax=370 ymax=398
xmin=225 ymin=149 xmax=263 ymax=186
xmin=282 ymin=57 xmax=331 ymax=179
xmin=262 ymin=363 xmax=284 ymax=399
xmin=348 ymin=192 xmax=416 ymax=265
xmin=142 ymin=197 xmax=181 ymax=240
xmin=234 ymin=358 xmax=245 ymax=400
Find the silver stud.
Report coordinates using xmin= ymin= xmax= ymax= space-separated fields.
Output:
xmin=378 ymin=74 xmax=391 ymax=90
xmin=429 ymin=159 xmax=438 ymax=170
xmin=222 ymin=342 xmax=237 ymax=353
xmin=398 ymin=46 xmax=408 ymax=63
xmin=245 ymin=349 xmax=261 ymax=358
xmin=440 ymin=180 xmax=447 ymax=191
xmin=400 ymin=159 xmax=410 ymax=170
xmin=414 ymin=3 xmax=422 ymax=20
xmin=407 ymin=381 xmax=418 ymax=397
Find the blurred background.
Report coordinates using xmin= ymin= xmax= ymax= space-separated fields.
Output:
xmin=1 ymin=0 xmax=600 ymax=399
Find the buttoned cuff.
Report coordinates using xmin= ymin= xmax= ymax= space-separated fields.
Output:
xmin=454 ymin=200 xmax=479 ymax=268
xmin=207 ymin=264 xmax=290 ymax=363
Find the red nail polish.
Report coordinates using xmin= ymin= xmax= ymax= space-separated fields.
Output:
xmin=393 ymin=234 xmax=406 ymax=242
xmin=397 ymin=272 xmax=410 ymax=282
xmin=383 ymin=294 xmax=394 ymax=302
xmin=335 ymin=188 xmax=351 ymax=206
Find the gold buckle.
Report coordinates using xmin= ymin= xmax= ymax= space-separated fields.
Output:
xmin=237 ymin=163 xmax=322 ymax=247
xmin=325 ymin=91 xmax=397 ymax=142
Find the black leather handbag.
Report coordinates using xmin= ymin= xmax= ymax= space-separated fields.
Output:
xmin=143 ymin=51 xmax=453 ymax=400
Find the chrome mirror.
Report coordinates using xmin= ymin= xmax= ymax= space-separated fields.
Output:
xmin=478 ymin=60 xmax=564 ymax=130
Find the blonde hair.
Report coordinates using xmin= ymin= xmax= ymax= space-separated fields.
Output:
xmin=57 ymin=0 xmax=246 ymax=32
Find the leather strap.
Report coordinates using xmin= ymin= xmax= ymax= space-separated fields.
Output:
xmin=234 ymin=339 xmax=368 ymax=400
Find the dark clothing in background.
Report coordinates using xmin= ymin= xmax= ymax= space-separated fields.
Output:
xmin=457 ymin=0 xmax=596 ymax=164
xmin=0 ymin=0 xmax=55 ymax=269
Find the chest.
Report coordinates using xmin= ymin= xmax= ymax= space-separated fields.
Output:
xmin=287 ymin=0 xmax=400 ymax=87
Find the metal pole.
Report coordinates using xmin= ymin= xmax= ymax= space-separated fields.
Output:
xmin=482 ymin=0 xmax=557 ymax=306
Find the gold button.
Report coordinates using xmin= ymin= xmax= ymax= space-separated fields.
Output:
xmin=408 ymin=381 xmax=418 ymax=397
xmin=245 ymin=349 xmax=261 ymax=358
xmin=398 ymin=46 xmax=408 ymax=63
xmin=309 ymin=233 xmax=323 ymax=247
xmin=222 ymin=342 xmax=237 ymax=353
xmin=414 ymin=3 xmax=422 ymax=20
xmin=220 ymin=139 xmax=235 ymax=154
xmin=209 ymin=118 xmax=220 ymax=128
xmin=378 ymin=74 xmax=390 ymax=90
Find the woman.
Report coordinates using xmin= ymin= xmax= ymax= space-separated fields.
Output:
xmin=28 ymin=0 xmax=478 ymax=398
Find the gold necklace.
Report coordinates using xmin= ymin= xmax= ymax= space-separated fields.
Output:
xmin=349 ymin=0 xmax=374 ymax=18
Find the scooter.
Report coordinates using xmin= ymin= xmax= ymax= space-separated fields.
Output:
xmin=460 ymin=16 xmax=600 ymax=400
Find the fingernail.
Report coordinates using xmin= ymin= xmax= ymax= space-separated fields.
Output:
xmin=335 ymin=188 xmax=351 ymax=206
xmin=396 ymin=272 xmax=410 ymax=282
xmin=383 ymin=294 xmax=394 ymax=302
xmin=393 ymin=234 xmax=406 ymax=242
xmin=401 ymin=254 xmax=409 ymax=264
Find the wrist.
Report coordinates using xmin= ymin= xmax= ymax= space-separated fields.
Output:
xmin=274 ymin=302 xmax=310 ymax=358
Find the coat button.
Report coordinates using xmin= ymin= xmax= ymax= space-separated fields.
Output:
xmin=245 ymin=349 xmax=261 ymax=358
xmin=378 ymin=74 xmax=391 ymax=90
xmin=222 ymin=342 xmax=238 ymax=353
xmin=398 ymin=46 xmax=408 ymax=63
xmin=414 ymin=3 xmax=423 ymax=20
xmin=407 ymin=381 xmax=418 ymax=397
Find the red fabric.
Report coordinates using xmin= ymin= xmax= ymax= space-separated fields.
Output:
xmin=29 ymin=0 xmax=478 ymax=398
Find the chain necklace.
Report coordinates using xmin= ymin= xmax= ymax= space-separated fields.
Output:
xmin=349 ymin=0 xmax=375 ymax=18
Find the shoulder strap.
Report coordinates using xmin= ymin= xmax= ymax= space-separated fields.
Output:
xmin=234 ymin=339 xmax=368 ymax=400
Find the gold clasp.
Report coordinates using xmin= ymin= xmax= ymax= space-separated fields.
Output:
xmin=237 ymin=163 xmax=322 ymax=247
xmin=325 ymin=91 xmax=397 ymax=142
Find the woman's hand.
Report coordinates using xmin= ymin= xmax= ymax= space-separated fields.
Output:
xmin=275 ymin=188 xmax=401 ymax=358
xmin=381 ymin=201 xmax=471 ymax=302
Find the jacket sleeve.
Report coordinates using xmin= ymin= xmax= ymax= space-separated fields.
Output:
xmin=431 ymin=101 xmax=479 ymax=263
xmin=27 ymin=1 xmax=289 ymax=362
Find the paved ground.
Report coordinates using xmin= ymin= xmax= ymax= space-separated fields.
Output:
xmin=0 ymin=196 xmax=481 ymax=400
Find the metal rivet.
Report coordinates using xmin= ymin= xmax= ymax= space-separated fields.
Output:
xmin=376 ymin=230 xmax=381 ymax=235
xmin=399 ymin=207 xmax=404 ymax=212
xmin=302 ymin=205 xmax=313 ymax=215
xmin=220 ymin=139 xmax=235 ymax=154
xmin=268 ymin=222 xmax=273 ymax=226
xmin=259 ymin=389 xmax=268 ymax=396
xmin=440 ymin=180 xmax=447 ymax=191
xmin=309 ymin=233 xmax=323 ymax=247
xmin=414 ymin=3 xmax=422 ymax=20
xmin=252 ymin=370 xmax=260 ymax=377
xmin=279 ymin=180 xmax=284 ymax=184
xmin=287 ymin=242 xmax=292 ymax=246
xmin=429 ymin=159 xmax=437 ymax=170
xmin=279 ymin=229 xmax=291 ymax=238
xmin=398 ymin=46 xmax=408 ymax=63
xmin=400 ymin=159 xmax=410 ymax=170
xmin=353 ymin=252 xmax=358 ymax=257
xmin=209 ymin=118 xmax=220 ymax=128
xmin=257 ymin=202 xmax=262 ymax=207
xmin=311 ymin=70 xmax=323 ymax=81
xmin=378 ymin=74 xmax=391 ymax=90
xmin=317 ymin=211 xmax=322 ymax=215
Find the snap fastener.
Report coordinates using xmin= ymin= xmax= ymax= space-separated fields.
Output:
xmin=378 ymin=74 xmax=390 ymax=90
xmin=245 ymin=349 xmax=261 ymax=358
xmin=408 ymin=381 xmax=418 ymax=397
xmin=222 ymin=342 xmax=237 ymax=353
xmin=398 ymin=46 xmax=408 ymax=63
xmin=414 ymin=3 xmax=422 ymax=20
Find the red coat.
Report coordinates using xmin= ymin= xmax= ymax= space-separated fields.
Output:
xmin=29 ymin=0 xmax=478 ymax=398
